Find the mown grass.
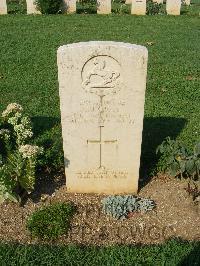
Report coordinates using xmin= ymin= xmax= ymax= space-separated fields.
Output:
xmin=0 ymin=239 xmax=200 ymax=265
xmin=0 ymin=2 xmax=200 ymax=264
xmin=0 ymin=2 xmax=200 ymax=172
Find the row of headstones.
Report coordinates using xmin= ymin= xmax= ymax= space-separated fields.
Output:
xmin=0 ymin=0 xmax=68 ymax=14
xmin=0 ymin=0 xmax=191 ymax=15
xmin=129 ymin=0 xmax=191 ymax=15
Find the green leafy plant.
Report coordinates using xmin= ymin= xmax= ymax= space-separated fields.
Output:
xmin=0 ymin=103 xmax=43 ymax=204
xmin=146 ymin=0 xmax=163 ymax=15
xmin=102 ymin=195 xmax=155 ymax=220
xmin=7 ymin=0 xmax=26 ymax=14
xmin=35 ymin=0 xmax=62 ymax=14
xmin=26 ymin=202 xmax=76 ymax=240
xmin=156 ymin=137 xmax=200 ymax=180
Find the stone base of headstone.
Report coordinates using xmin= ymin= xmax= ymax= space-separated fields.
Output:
xmin=26 ymin=0 xmax=41 ymax=14
xmin=97 ymin=0 xmax=111 ymax=14
xmin=131 ymin=0 xmax=146 ymax=15
xmin=0 ymin=0 xmax=7 ymax=15
xmin=62 ymin=0 xmax=76 ymax=14
xmin=57 ymin=41 xmax=148 ymax=194
xmin=166 ymin=0 xmax=181 ymax=15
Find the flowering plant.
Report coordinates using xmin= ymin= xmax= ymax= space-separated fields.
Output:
xmin=0 ymin=103 xmax=43 ymax=203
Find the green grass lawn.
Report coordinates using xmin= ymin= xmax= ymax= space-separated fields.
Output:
xmin=0 ymin=3 xmax=200 ymax=264
xmin=0 ymin=239 xmax=200 ymax=265
xmin=1 ymin=3 xmax=199 ymax=172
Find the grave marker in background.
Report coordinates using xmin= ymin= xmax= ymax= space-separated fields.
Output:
xmin=62 ymin=0 xmax=76 ymax=14
xmin=26 ymin=0 xmax=41 ymax=14
xmin=0 ymin=0 xmax=7 ymax=15
xmin=166 ymin=0 xmax=181 ymax=15
xmin=97 ymin=0 xmax=111 ymax=14
xmin=131 ymin=0 xmax=146 ymax=15
xmin=57 ymin=41 xmax=148 ymax=194
xmin=153 ymin=0 xmax=163 ymax=4
xmin=184 ymin=0 xmax=190 ymax=5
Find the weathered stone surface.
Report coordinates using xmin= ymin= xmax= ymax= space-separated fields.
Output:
xmin=62 ymin=0 xmax=76 ymax=14
xmin=0 ymin=0 xmax=7 ymax=15
xmin=97 ymin=0 xmax=111 ymax=14
xmin=26 ymin=0 xmax=41 ymax=14
xmin=166 ymin=0 xmax=181 ymax=15
xmin=131 ymin=0 xmax=146 ymax=15
xmin=125 ymin=0 xmax=132 ymax=4
xmin=57 ymin=41 xmax=148 ymax=194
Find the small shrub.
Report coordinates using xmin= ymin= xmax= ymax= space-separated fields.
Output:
xmin=35 ymin=0 xmax=62 ymax=14
xmin=102 ymin=195 xmax=155 ymax=220
xmin=0 ymin=103 xmax=43 ymax=203
xmin=157 ymin=138 xmax=200 ymax=204
xmin=26 ymin=202 xmax=75 ymax=240
xmin=156 ymin=137 xmax=200 ymax=180
xmin=146 ymin=0 xmax=163 ymax=15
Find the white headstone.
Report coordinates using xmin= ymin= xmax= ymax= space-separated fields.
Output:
xmin=0 ymin=0 xmax=7 ymax=15
xmin=26 ymin=0 xmax=41 ymax=14
xmin=184 ymin=0 xmax=190 ymax=5
xmin=57 ymin=41 xmax=148 ymax=194
xmin=166 ymin=0 xmax=181 ymax=15
xmin=62 ymin=0 xmax=76 ymax=14
xmin=97 ymin=0 xmax=111 ymax=14
xmin=131 ymin=0 xmax=146 ymax=15
xmin=125 ymin=0 xmax=132 ymax=4
xmin=153 ymin=0 xmax=163 ymax=4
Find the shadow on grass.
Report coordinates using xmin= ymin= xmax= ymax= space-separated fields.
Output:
xmin=30 ymin=115 xmax=186 ymax=195
xmin=28 ymin=116 xmax=65 ymax=204
xmin=31 ymin=116 xmax=60 ymax=138
xmin=139 ymin=117 xmax=186 ymax=189
xmin=178 ymin=242 xmax=200 ymax=266
xmin=180 ymin=10 xmax=190 ymax=15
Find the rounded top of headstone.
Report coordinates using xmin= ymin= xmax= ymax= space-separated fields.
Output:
xmin=57 ymin=41 xmax=148 ymax=56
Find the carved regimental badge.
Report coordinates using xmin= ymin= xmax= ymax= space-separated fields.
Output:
xmin=81 ymin=55 xmax=123 ymax=97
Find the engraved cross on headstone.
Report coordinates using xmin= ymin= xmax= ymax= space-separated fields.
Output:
xmin=87 ymin=126 xmax=117 ymax=169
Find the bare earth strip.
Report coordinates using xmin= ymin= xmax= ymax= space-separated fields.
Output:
xmin=0 ymin=176 xmax=199 ymax=245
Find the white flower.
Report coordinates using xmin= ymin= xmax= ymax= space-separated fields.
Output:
xmin=0 ymin=129 xmax=10 ymax=140
xmin=2 ymin=103 xmax=23 ymax=118
xmin=8 ymin=112 xmax=22 ymax=126
xmin=8 ymin=113 xmax=33 ymax=145
xmin=0 ymin=129 xmax=10 ymax=135
xmin=19 ymin=145 xmax=43 ymax=159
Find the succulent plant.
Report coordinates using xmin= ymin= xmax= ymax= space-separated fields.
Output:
xmin=102 ymin=195 xmax=155 ymax=220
